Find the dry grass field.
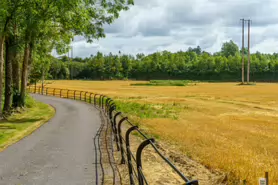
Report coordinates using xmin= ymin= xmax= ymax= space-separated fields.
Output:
xmin=44 ymin=80 xmax=278 ymax=184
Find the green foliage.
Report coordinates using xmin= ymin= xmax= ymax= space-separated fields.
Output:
xmin=221 ymin=40 xmax=240 ymax=58
xmin=0 ymin=0 xmax=134 ymax=109
xmin=50 ymin=45 xmax=278 ymax=82
xmin=30 ymin=52 xmax=53 ymax=84
xmin=25 ymin=94 xmax=36 ymax=108
xmin=131 ymin=80 xmax=196 ymax=86
xmin=48 ymin=58 xmax=70 ymax=80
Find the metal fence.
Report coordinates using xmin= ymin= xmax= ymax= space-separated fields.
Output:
xmin=28 ymin=85 xmax=199 ymax=185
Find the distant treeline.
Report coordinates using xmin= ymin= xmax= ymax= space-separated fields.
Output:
xmin=44 ymin=41 xmax=278 ymax=82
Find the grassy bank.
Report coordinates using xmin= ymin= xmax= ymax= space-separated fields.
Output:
xmin=0 ymin=95 xmax=55 ymax=152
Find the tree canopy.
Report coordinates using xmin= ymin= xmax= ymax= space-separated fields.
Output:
xmin=44 ymin=43 xmax=278 ymax=82
xmin=0 ymin=0 xmax=134 ymax=115
xmin=221 ymin=40 xmax=240 ymax=58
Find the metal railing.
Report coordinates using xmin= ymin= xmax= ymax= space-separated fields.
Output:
xmin=28 ymin=85 xmax=199 ymax=185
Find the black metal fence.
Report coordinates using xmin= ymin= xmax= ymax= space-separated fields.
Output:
xmin=28 ymin=85 xmax=199 ymax=185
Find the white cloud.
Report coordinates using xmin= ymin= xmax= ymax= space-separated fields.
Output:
xmin=70 ymin=0 xmax=278 ymax=58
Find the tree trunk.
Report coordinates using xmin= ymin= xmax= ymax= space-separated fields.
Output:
xmin=12 ymin=54 xmax=20 ymax=89
xmin=20 ymin=43 xmax=30 ymax=107
xmin=11 ymin=21 xmax=21 ymax=108
xmin=27 ymin=42 xmax=33 ymax=79
xmin=3 ymin=38 xmax=13 ymax=114
xmin=0 ymin=36 xmax=5 ymax=117
xmin=12 ymin=50 xmax=20 ymax=108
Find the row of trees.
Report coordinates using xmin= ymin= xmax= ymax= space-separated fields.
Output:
xmin=43 ymin=41 xmax=278 ymax=82
xmin=0 ymin=0 xmax=133 ymax=116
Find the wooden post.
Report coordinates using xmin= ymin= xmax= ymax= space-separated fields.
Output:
xmin=243 ymin=180 xmax=246 ymax=185
xmin=265 ymin=172 xmax=269 ymax=185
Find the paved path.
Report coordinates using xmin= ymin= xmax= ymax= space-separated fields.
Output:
xmin=0 ymin=94 xmax=102 ymax=185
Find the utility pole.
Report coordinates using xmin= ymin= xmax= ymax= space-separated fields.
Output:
xmin=240 ymin=18 xmax=245 ymax=84
xmin=247 ymin=19 xmax=251 ymax=84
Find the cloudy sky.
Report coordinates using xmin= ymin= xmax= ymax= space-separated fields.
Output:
xmin=71 ymin=0 xmax=278 ymax=58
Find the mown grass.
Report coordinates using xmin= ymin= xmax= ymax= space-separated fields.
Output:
xmin=44 ymin=80 xmax=278 ymax=184
xmin=131 ymin=80 xmax=196 ymax=86
xmin=0 ymin=95 xmax=55 ymax=151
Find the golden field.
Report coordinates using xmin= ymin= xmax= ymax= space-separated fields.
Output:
xmin=44 ymin=80 xmax=278 ymax=184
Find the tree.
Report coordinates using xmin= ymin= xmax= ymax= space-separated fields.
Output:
xmin=0 ymin=0 xmax=134 ymax=115
xmin=221 ymin=40 xmax=240 ymax=58
xmin=0 ymin=0 xmax=23 ymax=116
xmin=18 ymin=0 xmax=134 ymax=106
xmin=188 ymin=46 xmax=202 ymax=55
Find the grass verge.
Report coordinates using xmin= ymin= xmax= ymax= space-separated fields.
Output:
xmin=0 ymin=95 xmax=55 ymax=152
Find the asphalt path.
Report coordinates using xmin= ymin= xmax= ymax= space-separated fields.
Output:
xmin=0 ymin=94 xmax=102 ymax=185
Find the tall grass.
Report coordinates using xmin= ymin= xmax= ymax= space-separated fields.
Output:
xmin=44 ymin=80 xmax=278 ymax=184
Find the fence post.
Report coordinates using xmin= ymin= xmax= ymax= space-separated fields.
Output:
xmin=265 ymin=172 xmax=269 ymax=185
xmin=74 ymin=91 xmax=76 ymax=100
xmin=46 ymin=88 xmax=48 ymax=95
xmin=38 ymin=87 xmax=41 ymax=94
xmin=34 ymin=83 xmax=37 ymax=93
xmin=136 ymin=138 xmax=155 ymax=185
xmin=60 ymin=89 xmax=62 ymax=97
xmin=108 ymin=100 xmax=114 ymax=115
xmin=101 ymin=95 xmax=104 ymax=109
xmin=105 ymin=98 xmax=110 ymax=112
xmin=113 ymin=112 xmax=122 ymax=151
xmin=126 ymin=126 xmax=138 ymax=185
xmin=102 ymin=96 xmax=106 ymax=110
xmin=94 ymin=94 xmax=98 ymax=106
xmin=80 ymin=91 xmax=82 ymax=100
xmin=85 ymin=92 xmax=88 ymax=102
xmin=102 ymin=96 xmax=107 ymax=111
xmin=90 ymin=93 xmax=93 ymax=104
xmin=118 ymin=117 xmax=128 ymax=164
xmin=109 ymin=105 xmax=116 ymax=120
xmin=98 ymin=95 xmax=101 ymax=107
xmin=67 ymin=90 xmax=70 ymax=99
xmin=106 ymin=99 xmax=112 ymax=114
xmin=53 ymin=88 xmax=55 ymax=96
xmin=98 ymin=95 xmax=103 ymax=108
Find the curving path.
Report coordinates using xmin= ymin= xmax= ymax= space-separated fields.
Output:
xmin=0 ymin=94 xmax=102 ymax=185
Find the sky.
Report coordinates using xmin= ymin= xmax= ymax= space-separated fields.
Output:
xmin=70 ymin=0 xmax=278 ymax=58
